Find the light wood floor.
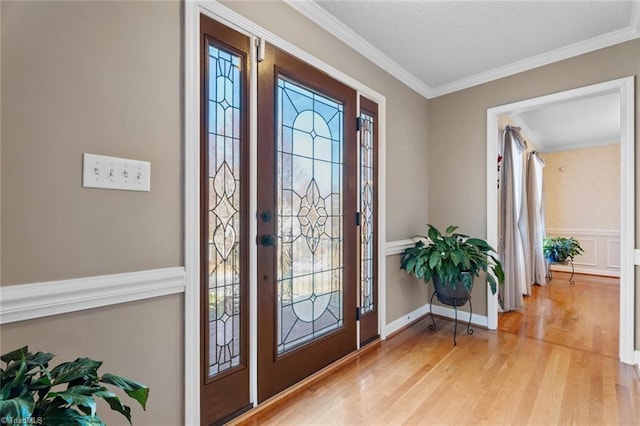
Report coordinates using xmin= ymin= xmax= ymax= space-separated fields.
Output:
xmin=235 ymin=273 xmax=640 ymax=425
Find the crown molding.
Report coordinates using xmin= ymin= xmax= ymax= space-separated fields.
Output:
xmin=284 ymin=0 xmax=433 ymax=98
xmin=538 ymin=138 xmax=620 ymax=153
xmin=287 ymin=0 xmax=640 ymax=100
xmin=431 ymin=25 xmax=640 ymax=98
xmin=507 ymin=115 xmax=620 ymax=153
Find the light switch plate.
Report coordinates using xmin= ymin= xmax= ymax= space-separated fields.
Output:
xmin=82 ymin=153 xmax=150 ymax=192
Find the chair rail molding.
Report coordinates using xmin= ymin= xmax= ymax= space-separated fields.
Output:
xmin=386 ymin=239 xmax=415 ymax=256
xmin=0 ymin=267 xmax=186 ymax=324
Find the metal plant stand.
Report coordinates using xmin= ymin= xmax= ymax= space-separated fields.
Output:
xmin=546 ymin=257 xmax=575 ymax=286
xmin=428 ymin=291 xmax=473 ymax=346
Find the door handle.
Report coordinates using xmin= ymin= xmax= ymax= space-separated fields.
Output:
xmin=260 ymin=235 xmax=277 ymax=246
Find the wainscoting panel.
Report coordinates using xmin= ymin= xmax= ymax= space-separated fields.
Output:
xmin=546 ymin=229 xmax=620 ymax=277
xmin=607 ymin=240 xmax=621 ymax=268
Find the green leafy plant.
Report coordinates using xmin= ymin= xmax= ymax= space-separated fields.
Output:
xmin=0 ymin=346 xmax=149 ymax=425
xmin=401 ymin=224 xmax=505 ymax=294
xmin=543 ymin=236 xmax=584 ymax=263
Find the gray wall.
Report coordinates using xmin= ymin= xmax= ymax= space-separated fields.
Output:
xmin=0 ymin=0 xmax=430 ymax=423
xmin=1 ymin=2 xmax=184 ymax=425
xmin=428 ymin=39 xmax=640 ymax=348
xmin=1 ymin=0 xmax=183 ymax=286
xmin=0 ymin=295 xmax=184 ymax=426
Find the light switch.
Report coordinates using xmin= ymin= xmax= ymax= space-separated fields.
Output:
xmin=82 ymin=153 xmax=150 ymax=192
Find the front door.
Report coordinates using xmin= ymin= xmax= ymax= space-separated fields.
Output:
xmin=256 ymin=43 xmax=358 ymax=402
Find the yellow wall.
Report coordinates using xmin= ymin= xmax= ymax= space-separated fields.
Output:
xmin=544 ymin=144 xmax=620 ymax=230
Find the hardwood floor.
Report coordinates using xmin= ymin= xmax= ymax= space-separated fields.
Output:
xmin=233 ymin=273 xmax=640 ymax=425
xmin=499 ymin=272 xmax=620 ymax=358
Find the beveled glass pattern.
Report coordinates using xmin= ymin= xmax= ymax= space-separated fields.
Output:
xmin=207 ymin=44 xmax=242 ymax=377
xmin=276 ymin=78 xmax=344 ymax=354
xmin=360 ymin=113 xmax=375 ymax=314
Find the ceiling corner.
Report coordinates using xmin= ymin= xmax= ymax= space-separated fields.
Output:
xmin=284 ymin=0 xmax=434 ymax=99
xmin=631 ymin=0 xmax=640 ymax=36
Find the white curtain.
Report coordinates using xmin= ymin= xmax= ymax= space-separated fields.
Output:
xmin=498 ymin=126 xmax=527 ymax=311
xmin=527 ymin=151 xmax=547 ymax=285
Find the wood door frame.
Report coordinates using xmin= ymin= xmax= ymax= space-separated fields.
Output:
xmin=184 ymin=2 xmax=388 ymax=423
xmin=485 ymin=76 xmax=635 ymax=365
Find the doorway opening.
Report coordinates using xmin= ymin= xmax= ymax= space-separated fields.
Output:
xmin=485 ymin=77 xmax=635 ymax=364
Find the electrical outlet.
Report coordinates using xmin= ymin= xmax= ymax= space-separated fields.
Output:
xmin=82 ymin=153 xmax=150 ymax=192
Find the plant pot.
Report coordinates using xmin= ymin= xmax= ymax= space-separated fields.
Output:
xmin=546 ymin=255 xmax=568 ymax=264
xmin=433 ymin=274 xmax=472 ymax=307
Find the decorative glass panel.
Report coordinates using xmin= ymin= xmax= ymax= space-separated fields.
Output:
xmin=207 ymin=44 xmax=242 ymax=377
xmin=360 ymin=113 xmax=375 ymax=314
xmin=276 ymin=78 xmax=344 ymax=354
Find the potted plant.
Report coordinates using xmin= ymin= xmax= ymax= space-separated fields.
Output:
xmin=543 ymin=236 xmax=584 ymax=263
xmin=0 ymin=346 xmax=149 ymax=425
xmin=401 ymin=224 xmax=504 ymax=306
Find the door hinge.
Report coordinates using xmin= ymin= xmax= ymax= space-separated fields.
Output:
xmin=256 ymin=37 xmax=265 ymax=63
xmin=356 ymin=307 xmax=361 ymax=321
xmin=356 ymin=116 xmax=362 ymax=131
xmin=355 ymin=211 xmax=361 ymax=226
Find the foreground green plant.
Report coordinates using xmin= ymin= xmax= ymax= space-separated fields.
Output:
xmin=401 ymin=224 xmax=505 ymax=294
xmin=0 ymin=346 xmax=148 ymax=425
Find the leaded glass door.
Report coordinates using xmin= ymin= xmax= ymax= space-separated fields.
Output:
xmin=200 ymin=16 xmax=250 ymax=425
xmin=358 ymin=96 xmax=379 ymax=346
xmin=257 ymin=44 xmax=357 ymax=402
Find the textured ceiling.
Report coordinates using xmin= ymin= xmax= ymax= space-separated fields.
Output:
xmin=508 ymin=92 xmax=620 ymax=153
xmin=288 ymin=0 xmax=634 ymax=151
xmin=302 ymin=0 xmax=639 ymax=97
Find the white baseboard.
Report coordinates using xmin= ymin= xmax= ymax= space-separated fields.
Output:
xmin=0 ymin=267 xmax=186 ymax=324
xmin=634 ymin=351 xmax=640 ymax=374
xmin=550 ymin=265 xmax=620 ymax=278
xmin=384 ymin=303 xmax=430 ymax=337
xmin=383 ymin=300 xmax=489 ymax=337
xmin=430 ymin=304 xmax=488 ymax=327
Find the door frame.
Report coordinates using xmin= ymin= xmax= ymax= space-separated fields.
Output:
xmin=184 ymin=1 xmax=387 ymax=424
xmin=485 ymin=76 xmax=635 ymax=365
